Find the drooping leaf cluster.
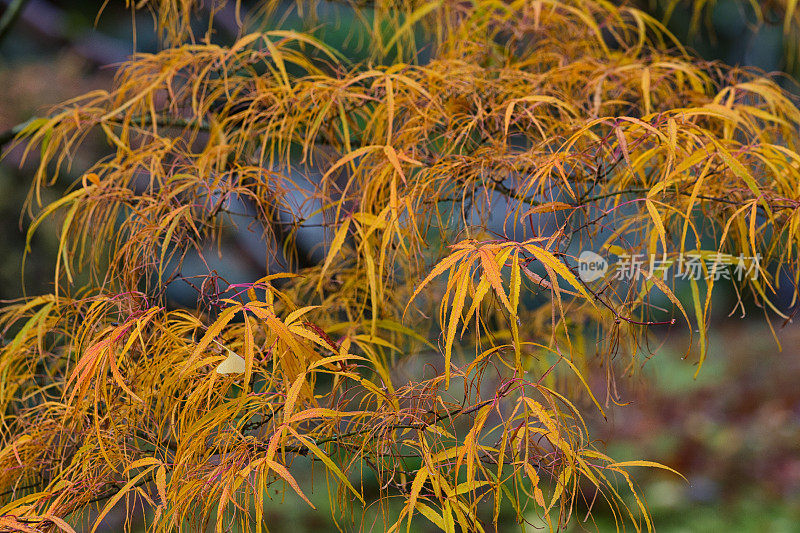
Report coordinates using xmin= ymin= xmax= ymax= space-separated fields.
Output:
xmin=1 ymin=1 xmax=799 ymax=531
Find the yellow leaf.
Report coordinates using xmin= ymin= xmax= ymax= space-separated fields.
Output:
xmin=614 ymin=125 xmax=632 ymax=168
xmin=322 ymin=145 xmax=382 ymax=183
xmin=383 ymin=145 xmax=407 ymax=183
xmin=509 ymin=252 xmax=522 ymax=368
xmin=714 ymin=141 xmax=762 ymax=199
xmin=290 ymin=430 xmax=365 ymax=504
xmin=478 ymin=248 xmax=512 ymax=313
xmin=606 ymin=460 xmax=686 ymax=481
xmin=155 ymin=465 xmax=168 ymax=506
xmin=265 ymin=459 xmax=315 ymax=508
xmin=318 ymin=218 xmax=351 ymax=292
xmin=42 ymin=515 xmax=77 ymax=533
xmin=525 ymin=243 xmax=593 ymax=303
xmin=406 ymin=465 xmax=429 ymax=531
xmin=414 ymin=502 xmax=446 ymax=530
xmin=183 ymin=305 xmax=240 ymax=375
xmin=645 ymin=199 xmax=667 ymax=258
xmin=454 ymin=480 xmax=490 ymax=495
xmin=690 ymin=277 xmax=706 ymax=376
xmin=91 ymin=466 xmax=156 ymax=533
xmin=216 ymin=347 xmax=246 ymax=374
xmin=284 ymin=305 xmax=320 ymax=326
xmin=283 ymin=373 xmax=307 ymax=422
xmin=444 ymin=261 xmax=470 ymax=386
xmin=524 ymin=202 xmax=575 ymax=213
xmin=523 ymin=462 xmax=545 ymax=506
xmin=560 ymin=356 xmax=606 ymax=419
xmin=405 ymin=249 xmax=471 ymax=316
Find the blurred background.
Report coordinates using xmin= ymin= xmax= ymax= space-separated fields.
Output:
xmin=0 ymin=1 xmax=798 ymax=531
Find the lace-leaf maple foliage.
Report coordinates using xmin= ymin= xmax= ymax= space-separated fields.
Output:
xmin=1 ymin=0 xmax=800 ymax=531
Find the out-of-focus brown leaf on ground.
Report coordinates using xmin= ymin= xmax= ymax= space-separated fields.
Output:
xmin=588 ymin=320 xmax=800 ymax=530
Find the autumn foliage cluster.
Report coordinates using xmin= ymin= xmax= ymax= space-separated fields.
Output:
xmin=1 ymin=0 xmax=800 ymax=531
